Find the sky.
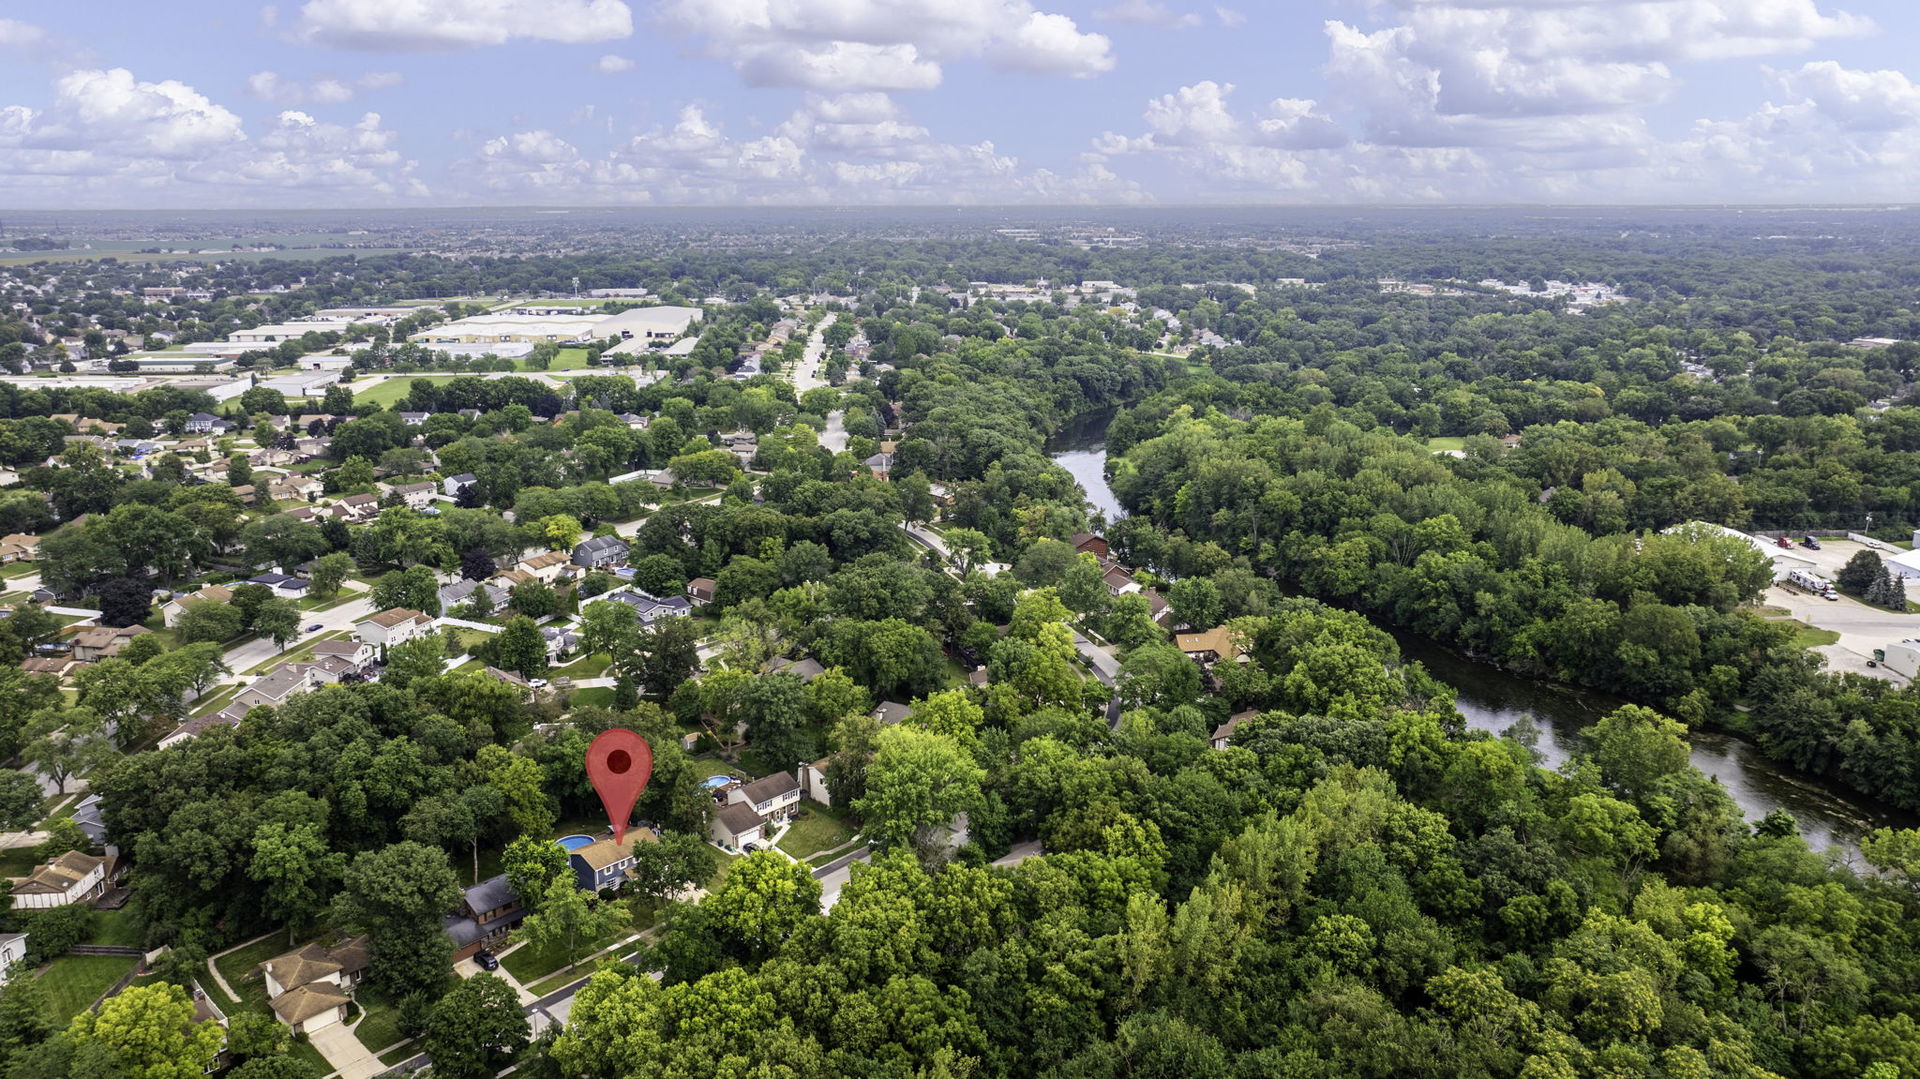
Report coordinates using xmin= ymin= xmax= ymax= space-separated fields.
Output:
xmin=3 ymin=0 xmax=1920 ymax=208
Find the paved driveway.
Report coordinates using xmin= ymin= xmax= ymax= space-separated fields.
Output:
xmin=308 ymin=1021 xmax=382 ymax=1079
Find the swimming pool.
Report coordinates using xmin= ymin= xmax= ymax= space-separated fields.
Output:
xmin=556 ymin=834 xmax=595 ymax=851
xmin=701 ymin=776 xmax=733 ymax=789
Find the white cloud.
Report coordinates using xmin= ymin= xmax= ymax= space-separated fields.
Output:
xmin=0 ymin=18 xmax=45 ymax=46
xmin=1772 ymin=60 xmax=1920 ymax=132
xmin=1215 ymin=7 xmax=1244 ymax=27
xmin=1095 ymin=1 xmax=1202 ymax=29
xmin=246 ymin=70 xmax=403 ymax=106
xmin=0 ymin=67 xmax=419 ymax=205
xmin=596 ymin=53 xmax=636 ymax=73
xmin=656 ymin=0 xmax=1113 ymax=88
xmin=294 ymin=0 xmax=633 ymax=49
xmin=736 ymin=42 xmax=943 ymax=91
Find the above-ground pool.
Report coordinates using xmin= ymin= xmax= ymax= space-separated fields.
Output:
xmin=701 ymin=776 xmax=734 ymax=789
xmin=556 ymin=834 xmax=595 ymax=851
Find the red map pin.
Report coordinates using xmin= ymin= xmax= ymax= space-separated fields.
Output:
xmin=585 ymin=728 xmax=653 ymax=844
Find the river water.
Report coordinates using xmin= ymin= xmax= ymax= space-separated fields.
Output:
xmin=1050 ymin=410 xmax=1912 ymax=857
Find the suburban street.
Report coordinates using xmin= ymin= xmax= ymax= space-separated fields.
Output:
xmin=216 ymin=591 xmax=377 ymax=684
xmin=788 ymin=313 xmax=849 ymax=453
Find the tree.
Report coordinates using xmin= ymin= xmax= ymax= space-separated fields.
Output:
xmin=698 ymin=850 xmax=820 ymax=963
xmin=503 ymin=835 xmax=571 ymax=913
xmin=309 ymin=552 xmax=355 ymax=600
xmin=175 ymin=601 xmax=243 ymax=644
xmin=519 ymin=875 xmax=630 ymax=968
xmin=96 ymin=577 xmax=153 ymax=628
xmin=383 ymin=637 xmax=449 ymax=691
xmin=539 ymin=514 xmax=583 ymax=551
xmin=338 ymin=842 xmax=462 ymax=998
xmin=249 ymin=821 xmax=345 ymax=943
xmin=422 ymin=974 xmax=529 ymax=1079
xmin=0 ymin=771 xmax=41 ymax=830
xmin=854 ymin=726 xmax=984 ymax=865
xmin=63 ymin=981 xmax=226 ymax=1079
xmin=490 ymin=615 xmax=549 ymax=679
xmin=1837 ymin=549 xmax=1884 ymax=594
xmin=509 ymin=579 xmax=562 ymax=619
xmin=21 ymin=707 xmax=113 ymax=796
xmin=479 ymin=744 xmax=555 ymax=838
xmin=460 ymin=546 xmax=497 ymax=581
xmin=624 ymin=831 xmax=711 ymax=902
xmin=1169 ymin=576 xmax=1222 ymax=630
xmin=371 ymin=565 xmax=441 ymax=616
xmin=226 ymin=454 xmax=254 ymax=489
xmin=251 ymin=597 xmax=301 ymax=649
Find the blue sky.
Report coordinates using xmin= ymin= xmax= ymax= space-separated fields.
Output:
xmin=2 ymin=0 xmax=1919 ymax=206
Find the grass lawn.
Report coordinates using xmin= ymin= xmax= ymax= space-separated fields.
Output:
xmin=348 ymin=375 xmax=463 ymax=409
xmin=552 ymin=652 xmax=612 ymax=678
xmin=697 ymin=844 xmax=740 ymax=889
xmin=0 ymin=562 xmax=38 ymax=580
xmin=452 ymin=627 xmax=496 ymax=653
xmin=213 ymin=935 xmax=293 ymax=1013
xmin=775 ymin=800 xmax=855 ymax=861
xmin=690 ymin=756 xmax=742 ymax=783
xmin=351 ymin=989 xmax=406 ymax=1056
xmin=568 ymin=687 xmax=614 ymax=709
xmin=187 ymin=685 xmax=239 ymax=719
xmin=1788 ymin=623 xmax=1843 ymax=648
xmin=1425 ymin=436 xmax=1469 ymax=452
xmin=502 ymin=911 xmax=639 ymax=986
xmin=0 ymin=847 xmax=39 ymax=877
xmin=378 ymin=1041 xmax=422 ymax=1066
xmin=37 ymin=956 xmax=136 ymax=1023
xmin=85 ymin=908 xmax=145 ymax=949
xmin=538 ymin=347 xmax=592 ymax=372
xmin=300 ymin=589 xmax=363 ymax=612
xmin=260 ymin=629 xmax=352 ymax=671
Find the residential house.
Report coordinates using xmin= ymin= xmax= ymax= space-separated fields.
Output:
xmin=233 ymin=665 xmax=318 ymax=712
xmin=767 ymin=656 xmax=826 ymax=681
xmin=710 ymin=803 xmax=766 ymax=851
xmin=1071 ymin=532 xmax=1109 ymax=559
xmin=443 ymin=473 xmax=477 ymax=496
xmin=330 ymin=493 xmax=381 ymax=522
xmin=616 ymin=413 xmax=650 ymax=431
xmin=260 ymin=937 xmax=370 ymax=1034
xmin=247 ymin=572 xmax=311 ymax=598
xmin=381 ymin=481 xmax=438 ymax=510
xmin=1175 ymin=627 xmax=1249 ymax=668
xmin=70 ymin=625 xmax=151 ymax=663
xmin=442 ymin=874 xmax=525 ymax=962
xmin=0 ymin=934 xmax=26 ymax=985
xmin=0 ymin=468 xmax=19 ymax=488
xmin=604 ymin=589 xmax=691 ymax=625
xmin=284 ymin=506 xmax=321 ymax=524
xmin=0 ymin=534 xmax=39 ymax=563
xmin=541 ymin=625 xmax=579 ymax=660
xmin=268 ymin=476 xmax=323 ymax=503
xmin=11 ymin=850 xmax=108 ymax=909
xmin=567 ymin=830 xmax=658 ymax=893
xmin=492 ymin=568 xmax=534 ymax=590
xmin=799 ymin=759 xmax=834 ymax=805
xmin=862 ymin=452 xmax=892 ymax=479
xmin=293 ymin=436 xmax=331 ymax=458
xmin=1143 ymin=589 xmax=1172 ymax=626
xmin=183 ymin=412 xmax=223 ymax=434
xmin=872 ymin=701 xmax=912 ymax=726
xmin=250 ymin=447 xmax=299 ymax=468
xmin=156 ymin=703 xmax=252 ymax=750
xmin=354 ymin=608 xmax=434 ymax=650
xmin=728 ymin=771 xmax=801 ymax=825
xmin=572 ymin=535 xmax=631 ymax=569
xmin=1211 ymin=709 xmax=1258 ymax=750
xmin=1101 ymin=563 xmax=1141 ymax=597
xmin=309 ymin=639 xmax=376 ymax=678
xmin=19 ymin=656 xmax=75 ymax=679
xmin=686 ymin=577 xmax=717 ymax=604
xmin=517 ymin=550 xmax=572 ymax=583
xmin=397 ymin=412 xmax=431 ymax=426
xmin=161 ymin=584 xmax=234 ymax=628
xmin=439 ymin=578 xmax=509 ymax=614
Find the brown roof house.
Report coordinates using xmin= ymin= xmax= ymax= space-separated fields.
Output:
xmin=0 ymin=534 xmax=38 ymax=563
xmin=727 ymin=770 xmax=801 ymax=825
xmin=11 ymin=850 xmax=108 ymax=909
xmin=1211 ymin=709 xmax=1259 ymax=750
xmin=710 ymin=802 xmax=767 ymax=852
xmin=161 ymin=584 xmax=233 ymax=628
xmin=686 ymin=577 xmax=717 ymax=604
xmin=261 ymin=936 xmax=370 ymax=1034
xmin=1070 ymin=532 xmax=1109 ymax=559
xmin=70 ymin=624 xmax=151 ymax=663
xmin=1175 ymin=627 xmax=1249 ymax=668
xmin=567 ymin=829 xmax=658 ymax=894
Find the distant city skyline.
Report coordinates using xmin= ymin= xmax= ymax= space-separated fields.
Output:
xmin=2 ymin=1 xmax=1918 ymax=208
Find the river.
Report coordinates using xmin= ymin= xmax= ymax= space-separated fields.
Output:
xmin=1049 ymin=409 xmax=1912 ymax=857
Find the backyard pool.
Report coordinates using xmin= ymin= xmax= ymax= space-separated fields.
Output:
xmin=556 ymin=834 xmax=595 ymax=851
xmin=701 ymin=776 xmax=734 ymax=789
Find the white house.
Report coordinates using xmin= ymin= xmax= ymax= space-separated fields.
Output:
xmin=354 ymin=608 xmax=434 ymax=649
xmin=517 ymin=551 xmax=572 ymax=583
xmin=12 ymin=851 xmax=108 ymax=909
xmin=0 ymin=934 xmax=26 ymax=984
xmin=727 ymin=770 xmax=801 ymax=824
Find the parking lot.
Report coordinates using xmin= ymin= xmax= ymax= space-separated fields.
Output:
xmin=1758 ymin=536 xmax=1916 ymax=681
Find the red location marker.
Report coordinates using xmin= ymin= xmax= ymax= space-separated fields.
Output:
xmin=585 ymin=728 xmax=653 ymax=844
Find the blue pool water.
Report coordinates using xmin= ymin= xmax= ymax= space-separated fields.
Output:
xmin=556 ymin=834 xmax=594 ymax=851
xmin=701 ymin=776 xmax=733 ymax=789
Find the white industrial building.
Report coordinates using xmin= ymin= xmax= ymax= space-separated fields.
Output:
xmin=228 ymin=320 xmax=355 ymax=344
xmin=409 ymin=305 xmax=699 ymax=347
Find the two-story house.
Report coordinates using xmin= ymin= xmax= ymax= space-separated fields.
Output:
xmin=571 ymin=535 xmax=631 ymax=570
xmin=442 ymin=874 xmax=525 ymax=962
xmin=12 ymin=850 xmax=108 ymax=908
xmin=260 ymin=936 xmax=370 ymax=1034
xmin=443 ymin=473 xmax=478 ymax=496
xmin=0 ymin=934 xmax=27 ymax=985
xmin=232 ymin=664 xmax=318 ymax=713
xmin=380 ymin=481 xmax=438 ymax=510
xmin=517 ymin=551 xmax=572 ymax=584
xmin=69 ymin=625 xmax=150 ymax=663
xmin=331 ymin=493 xmax=380 ymax=522
xmin=567 ymin=830 xmax=658 ymax=894
xmin=727 ymin=770 xmax=801 ymax=826
xmin=355 ymin=608 xmax=434 ymax=651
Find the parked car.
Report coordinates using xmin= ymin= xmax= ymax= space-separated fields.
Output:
xmin=474 ymin=951 xmax=499 ymax=971
xmin=1803 ymin=537 xmax=1822 ymax=549
xmin=305 ymin=623 xmax=324 ymax=632
xmin=529 ymin=678 xmax=549 ymax=689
